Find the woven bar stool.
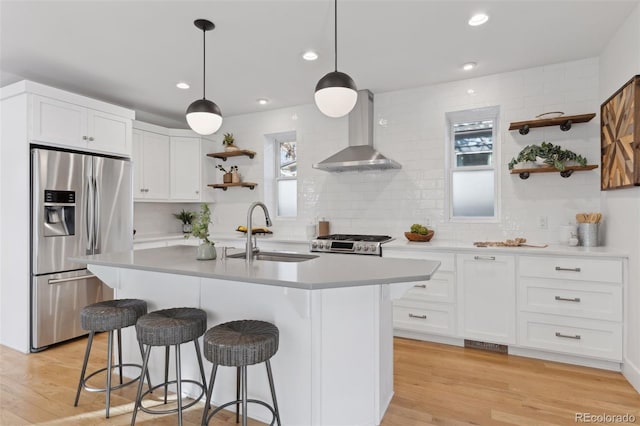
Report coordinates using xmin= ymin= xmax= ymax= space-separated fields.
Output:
xmin=131 ymin=307 xmax=208 ymax=426
xmin=201 ymin=320 xmax=281 ymax=426
xmin=74 ymin=298 xmax=150 ymax=419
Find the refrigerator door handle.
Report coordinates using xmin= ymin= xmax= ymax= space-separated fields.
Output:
xmin=85 ymin=177 xmax=94 ymax=254
xmin=93 ymin=177 xmax=101 ymax=254
xmin=48 ymin=274 xmax=97 ymax=284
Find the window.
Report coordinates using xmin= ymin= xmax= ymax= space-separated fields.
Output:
xmin=446 ymin=106 xmax=499 ymax=221
xmin=276 ymin=137 xmax=297 ymax=217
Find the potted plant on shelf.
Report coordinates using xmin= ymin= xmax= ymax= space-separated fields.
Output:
xmin=191 ymin=203 xmax=216 ymax=260
xmin=222 ymin=132 xmax=239 ymax=152
xmin=216 ymin=164 xmax=233 ymax=183
xmin=508 ymin=142 xmax=587 ymax=171
xmin=173 ymin=209 xmax=196 ymax=234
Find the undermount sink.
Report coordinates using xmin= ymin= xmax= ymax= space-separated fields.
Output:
xmin=227 ymin=251 xmax=319 ymax=262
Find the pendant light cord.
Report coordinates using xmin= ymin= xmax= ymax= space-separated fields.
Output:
xmin=202 ymin=27 xmax=206 ymax=99
xmin=334 ymin=0 xmax=338 ymax=72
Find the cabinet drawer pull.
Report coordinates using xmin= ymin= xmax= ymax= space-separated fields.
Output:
xmin=88 ymin=136 xmax=94 ymax=141
xmin=555 ymin=296 xmax=581 ymax=303
xmin=413 ymin=284 xmax=427 ymax=288
xmin=82 ymin=135 xmax=88 ymax=140
xmin=474 ymin=256 xmax=495 ymax=261
xmin=555 ymin=332 xmax=581 ymax=340
xmin=408 ymin=313 xmax=427 ymax=320
xmin=555 ymin=266 xmax=581 ymax=272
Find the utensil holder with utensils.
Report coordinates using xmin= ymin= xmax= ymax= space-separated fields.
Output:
xmin=576 ymin=212 xmax=602 ymax=247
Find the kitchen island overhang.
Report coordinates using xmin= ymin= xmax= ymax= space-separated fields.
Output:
xmin=71 ymin=246 xmax=440 ymax=426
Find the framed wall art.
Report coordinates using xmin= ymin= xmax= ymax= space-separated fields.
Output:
xmin=601 ymin=75 xmax=640 ymax=190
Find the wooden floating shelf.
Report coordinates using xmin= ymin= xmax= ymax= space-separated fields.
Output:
xmin=511 ymin=165 xmax=598 ymax=180
xmin=509 ymin=113 xmax=596 ymax=135
xmin=208 ymin=182 xmax=258 ymax=190
xmin=206 ymin=150 xmax=256 ymax=161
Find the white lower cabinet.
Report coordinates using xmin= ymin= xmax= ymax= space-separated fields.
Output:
xmin=393 ymin=300 xmax=456 ymax=336
xmin=518 ymin=312 xmax=622 ymax=361
xmin=517 ymin=255 xmax=623 ymax=362
xmin=457 ymin=253 xmax=516 ymax=345
xmin=389 ymin=251 xmax=457 ymax=338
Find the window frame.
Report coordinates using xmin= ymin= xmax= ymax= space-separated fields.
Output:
xmin=274 ymin=136 xmax=297 ymax=218
xmin=445 ymin=106 xmax=500 ymax=223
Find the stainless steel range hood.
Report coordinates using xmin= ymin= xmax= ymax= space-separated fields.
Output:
xmin=313 ymin=89 xmax=401 ymax=172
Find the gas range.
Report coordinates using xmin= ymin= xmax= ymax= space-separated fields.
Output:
xmin=310 ymin=234 xmax=394 ymax=256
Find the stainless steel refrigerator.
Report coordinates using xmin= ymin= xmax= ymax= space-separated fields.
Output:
xmin=31 ymin=147 xmax=132 ymax=351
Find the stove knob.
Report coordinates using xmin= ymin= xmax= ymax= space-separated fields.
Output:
xmin=311 ymin=242 xmax=318 ymax=249
xmin=368 ymin=244 xmax=376 ymax=252
xmin=362 ymin=245 xmax=369 ymax=252
xmin=323 ymin=243 xmax=330 ymax=250
xmin=356 ymin=244 xmax=363 ymax=251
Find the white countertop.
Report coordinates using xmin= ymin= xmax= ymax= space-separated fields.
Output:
xmin=133 ymin=232 xmax=628 ymax=258
xmin=383 ymin=239 xmax=628 ymax=258
xmin=71 ymin=245 xmax=441 ymax=290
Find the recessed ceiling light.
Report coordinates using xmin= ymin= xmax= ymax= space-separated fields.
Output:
xmin=467 ymin=89 xmax=476 ymax=95
xmin=176 ymin=82 xmax=190 ymax=89
xmin=257 ymin=98 xmax=269 ymax=105
xmin=468 ymin=13 xmax=489 ymax=26
xmin=302 ymin=50 xmax=318 ymax=61
xmin=462 ymin=62 xmax=477 ymax=71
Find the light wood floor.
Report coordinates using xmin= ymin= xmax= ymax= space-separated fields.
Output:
xmin=1 ymin=335 xmax=639 ymax=425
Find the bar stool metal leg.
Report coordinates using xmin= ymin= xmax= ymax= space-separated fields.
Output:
xmin=137 ymin=339 xmax=152 ymax=392
xmin=266 ymin=360 xmax=281 ymax=426
xmin=164 ymin=346 xmax=170 ymax=404
xmin=74 ymin=331 xmax=94 ymax=407
xmin=241 ymin=365 xmax=248 ymax=426
xmin=175 ymin=344 xmax=183 ymax=426
xmin=131 ymin=345 xmax=151 ymax=426
xmin=105 ymin=330 xmax=114 ymax=418
xmin=194 ymin=339 xmax=208 ymax=393
xmin=236 ymin=367 xmax=241 ymax=423
xmin=201 ymin=364 xmax=218 ymax=426
xmin=117 ymin=328 xmax=124 ymax=385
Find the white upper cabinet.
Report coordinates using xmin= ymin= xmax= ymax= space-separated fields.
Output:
xmin=132 ymin=129 xmax=170 ymax=200
xmin=31 ymin=94 xmax=131 ymax=156
xmin=170 ymin=136 xmax=201 ymax=201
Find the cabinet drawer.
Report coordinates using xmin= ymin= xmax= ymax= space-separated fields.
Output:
xmin=398 ymin=271 xmax=454 ymax=303
xmin=518 ymin=312 xmax=622 ymax=361
xmin=519 ymin=256 xmax=622 ymax=283
xmin=519 ymin=278 xmax=622 ymax=321
xmin=393 ymin=302 xmax=455 ymax=336
xmin=384 ymin=251 xmax=454 ymax=272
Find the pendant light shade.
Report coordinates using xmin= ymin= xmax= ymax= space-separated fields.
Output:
xmin=186 ymin=19 xmax=222 ymax=135
xmin=314 ymin=71 xmax=358 ymax=118
xmin=314 ymin=0 xmax=357 ymax=118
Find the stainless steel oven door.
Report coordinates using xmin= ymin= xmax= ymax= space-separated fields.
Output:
xmin=31 ymin=269 xmax=114 ymax=351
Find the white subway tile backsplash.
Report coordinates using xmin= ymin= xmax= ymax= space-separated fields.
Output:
xmin=136 ymin=58 xmax=601 ymax=243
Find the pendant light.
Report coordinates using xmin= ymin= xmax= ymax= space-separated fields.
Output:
xmin=186 ymin=19 xmax=223 ymax=135
xmin=314 ymin=0 xmax=358 ymax=118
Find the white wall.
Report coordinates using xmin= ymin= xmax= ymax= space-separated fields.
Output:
xmin=209 ymin=58 xmax=601 ymax=244
xmin=599 ymin=3 xmax=640 ymax=392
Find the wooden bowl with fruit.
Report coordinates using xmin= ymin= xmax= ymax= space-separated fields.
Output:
xmin=404 ymin=224 xmax=434 ymax=242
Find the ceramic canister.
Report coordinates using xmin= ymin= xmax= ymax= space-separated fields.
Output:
xmin=559 ymin=224 xmax=577 ymax=244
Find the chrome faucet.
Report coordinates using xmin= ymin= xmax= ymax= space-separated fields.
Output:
xmin=245 ymin=201 xmax=272 ymax=261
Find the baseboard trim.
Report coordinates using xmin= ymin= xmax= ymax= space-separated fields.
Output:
xmin=623 ymin=355 xmax=640 ymax=393
xmin=507 ymin=346 xmax=622 ymax=371
xmin=393 ymin=330 xmax=464 ymax=347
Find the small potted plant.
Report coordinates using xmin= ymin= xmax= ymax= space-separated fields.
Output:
xmin=230 ymin=165 xmax=240 ymax=183
xmin=191 ymin=203 xmax=216 ymax=260
xmin=216 ymin=164 xmax=233 ymax=183
xmin=173 ymin=209 xmax=196 ymax=234
xmin=222 ymin=132 xmax=239 ymax=152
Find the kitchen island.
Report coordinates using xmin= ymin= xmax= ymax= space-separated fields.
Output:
xmin=71 ymin=245 xmax=440 ymax=426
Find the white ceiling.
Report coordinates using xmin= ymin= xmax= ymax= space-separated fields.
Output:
xmin=1 ymin=1 xmax=638 ymax=128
